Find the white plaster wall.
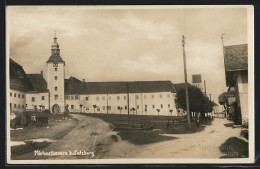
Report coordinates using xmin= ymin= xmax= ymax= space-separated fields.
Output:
xmin=47 ymin=62 xmax=65 ymax=112
xmin=9 ymin=89 xmax=26 ymax=113
xmin=26 ymin=92 xmax=49 ymax=111
xmin=237 ymin=72 xmax=248 ymax=126
xmin=65 ymin=92 xmax=178 ymax=116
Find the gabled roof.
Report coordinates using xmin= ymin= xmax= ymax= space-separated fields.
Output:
xmin=65 ymin=76 xmax=176 ymax=95
xmin=9 ymin=58 xmax=33 ymax=91
xmin=224 ymin=44 xmax=248 ymax=71
xmin=27 ymin=74 xmax=48 ymax=93
xmin=47 ymin=55 xmax=64 ymax=63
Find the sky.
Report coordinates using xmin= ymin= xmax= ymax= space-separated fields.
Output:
xmin=7 ymin=6 xmax=249 ymax=103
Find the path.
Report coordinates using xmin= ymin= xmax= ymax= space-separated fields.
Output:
xmin=135 ymin=118 xmax=246 ymax=158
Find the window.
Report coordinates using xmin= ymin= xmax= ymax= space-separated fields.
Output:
xmin=103 ymin=106 xmax=106 ymax=110
xmin=137 ymin=105 xmax=139 ymax=109
xmin=168 ymin=104 xmax=171 ymax=108
xmin=10 ymin=92 xmax=12 ymax=97
xmin=71 ymin=105 xmax=74 ymax=109
xmin=144 ymin=95 xmax=146 ymax=99
xmin=167 ymin=94 xmax=170 ymax=98
xmin=18 ymin=94 xmax=20 ymax=98
xmin=71 ymin=96 xmax=74 ymax=100
xmin=18 ymin=104 xmax=20 ymax=108
xmin=22 ymin=105 xmax=24 ymax=109
xmin=86 ymin=97 xmax=89 ymax=101
xmin=125 ymin=106 xmax=127 ymax=110
xmin=151 ymin=94 xmax=154 ymax=99
xmin=160 ymin=94 xmax=162 ymax=98
xmin=55 ymin=76 xmax=58 ymax=80
xmin=55 ymin=67 xmax=58 ymax=71
xmin=42 ymin=106 xmax=45 ymax=109
xmin=117 ymin=96 xmax=120 ymax=100
xmin=32 ymin=97 xmax=35 ymax=102
xmin=14 ymin=93 xmax=16 ymax=97
xmin=97 ymin=107 xmax=100 ymax=111
xmin=135 ymin=95 xmax=139 ymax=99
xmin=22 ymin=94 xmax=24 ymax=98
xmin=14 ymin=104 xmax=16 ymax=108
xmin=108 ymin=96 xmax=111 ymax=100
xmin=75 ymin=95 xmax=79 ymax=100
xmin=152 ymin=105 xmax=155 ymax=109
xmin=65 ymin=96 xmax=69 ymax=100
xmin=55 ymin=95 xmax=58 ymax=100
xmin=55 ymin=86 xmax=58 ymax=91
xmin=161 ymin=104 xmax=163 ymax=108
xmin=102 ymin=96 xmax=105 ymax=100
xmin=145 ymin=104 xmax=147 ymax=109
xmin=86 ymin=107 xmax=89 ymax=111
xmin=124 ymin=96 xmax=127 ymax=100
xmin=42 ymin=96 xmax=45 ymax=100
xmin=96 ymin=97 xmax=99 ymax=101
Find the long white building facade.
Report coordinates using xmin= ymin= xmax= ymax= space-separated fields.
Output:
xmin=10 ymin=35 xmax=188 ymax=116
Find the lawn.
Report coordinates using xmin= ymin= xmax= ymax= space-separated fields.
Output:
xmin=11 ymin=114 xmax=78 ymax=141
xmin=80 ymin=113 xmax=211 ymax=145
xmin=11 ymin=113 xmax=78 ymax=159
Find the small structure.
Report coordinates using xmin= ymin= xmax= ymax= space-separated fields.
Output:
xmin=223 ymin=44 xmax=248 ymax=126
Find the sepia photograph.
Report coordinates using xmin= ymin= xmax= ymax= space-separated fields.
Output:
xmin=6 ymin=5 xmax=254 ymax=164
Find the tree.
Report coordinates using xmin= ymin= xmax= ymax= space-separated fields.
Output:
xmin=156 ymin=109 xmax=160 ymax=116
xmin=118 ymin=106 xmax=123 ymax=114
xmin=93 ymin=105 xmax=97 ymax=113
xmin=175 ymin=86 xmax=213 ymax=118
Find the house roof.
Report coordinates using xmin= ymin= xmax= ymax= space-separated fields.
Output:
xmin=218 ymin=91 xmax=234 ymax=105
xmin=224 ymin=44 xmax=248 ymax=71
xmin=27 ymin=74 xmax=49 ymax=93
xmin=65 ymin=76 xmax=176 ymax=95
xmin=9 ymin=58 xmax=33 ymax=91
xmin=47 ymin=55 xmax=64 ymax=63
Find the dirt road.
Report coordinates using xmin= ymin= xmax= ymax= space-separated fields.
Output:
xmin=135 ymin=118 xmax=246 ymax=158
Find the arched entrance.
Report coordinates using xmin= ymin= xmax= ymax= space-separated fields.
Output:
xmin=52 ymin=104 xmax=60 ymax=113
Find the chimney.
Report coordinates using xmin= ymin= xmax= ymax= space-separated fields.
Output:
xmin=83 ymin=79 xmax=85 ymax=83
xmin=41 ymin=71 xmax=43 ymax=77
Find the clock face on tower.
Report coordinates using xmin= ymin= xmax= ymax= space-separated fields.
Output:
xmin=53 ymin=63 xmax=58 ymax=67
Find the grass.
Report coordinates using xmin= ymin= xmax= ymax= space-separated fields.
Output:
xmin=81 ymin=113 xmax=211 ymax=145
xmin=219 ymin=137 xmax=248 ymax=158
xmin=11 ymin=114 xmax=78 ymax=141
xmin=11 ymin=141 xmax=51 ymax=159
xmin=11 ymin=114 xmax=78 ymax=159
xmin=117 ymin=130 xmax=177 ymax=145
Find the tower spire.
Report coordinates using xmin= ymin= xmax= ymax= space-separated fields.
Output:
xmin=54 ymin=30 xmax=57 ymax=43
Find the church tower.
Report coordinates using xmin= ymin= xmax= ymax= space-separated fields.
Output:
xmin=46 ymin=34 xmax=65 ymax=113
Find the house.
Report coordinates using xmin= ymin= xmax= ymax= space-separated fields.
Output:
xmin=9 ymin=59 xmax=32 ymax=113
xmin=65 ymin=77 xmax=178 ymax=116
xmin=223 ymin=44 xmax=248 ymax=126
xmin=26 ymin=72 xmax=49 ymax=111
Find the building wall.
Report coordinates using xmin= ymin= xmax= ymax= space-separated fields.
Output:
xmin=237 ymin=72 xmax=248 ymax=126
xmin=10 ymin=89 xmax=26 ymax=113
xmin=47 ymin=62 xmax=65 ymax=113
xmin=26 ymin=92 xmax=49 ymax=111
xmin=65 ymin=91 xmax=178 ymax=116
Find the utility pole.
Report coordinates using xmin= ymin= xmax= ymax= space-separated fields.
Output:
xmin=182 ymin=35 xmax=191 ymax=129
xmin=204 ymin=80 xmax=207 ymax=97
